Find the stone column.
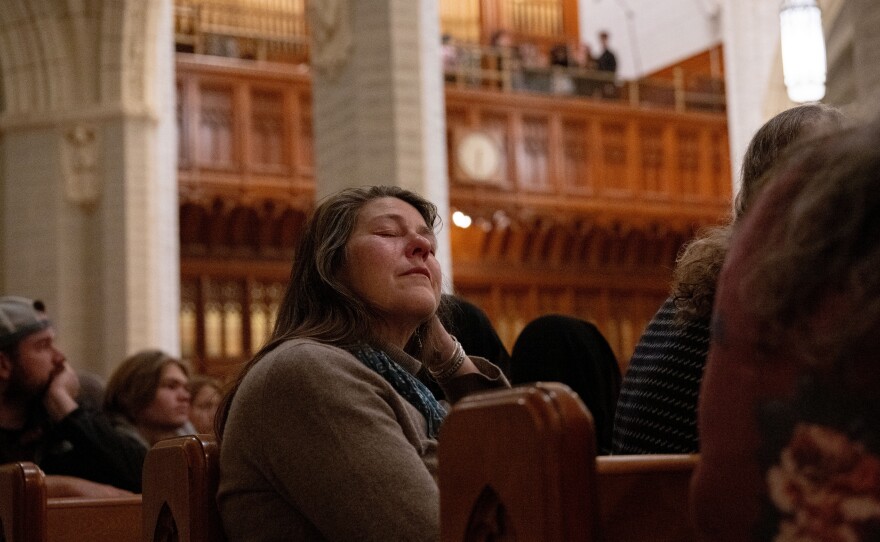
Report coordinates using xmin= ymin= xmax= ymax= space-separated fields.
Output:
xmin=720 ymin=0 xmax=783 ymax=191
xmin=308 ymin=0 xmax=452 ymax=284
xmin=0 ymin=0 xmax=179 ymax=376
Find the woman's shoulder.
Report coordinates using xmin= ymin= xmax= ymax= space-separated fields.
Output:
xmin=241 ymin=338 xmax=385 ymax=396
xmin=253 ymin=338 xmax=358 ymax=375
xmin=228 ymin=339 xmax=393 ymax=425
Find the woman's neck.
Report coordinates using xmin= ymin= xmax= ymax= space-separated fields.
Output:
xmin=374 ymin=322 xmax=417 ymax=351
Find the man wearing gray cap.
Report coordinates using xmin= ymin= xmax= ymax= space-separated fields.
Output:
xmin=0 ymin=296 xmax=146 ymax=496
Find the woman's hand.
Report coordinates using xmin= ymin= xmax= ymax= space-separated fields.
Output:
xmin=424 ymin=315 xmax=456 ymax=366
xmin=422 ymin=315 xmax=478 ymax=381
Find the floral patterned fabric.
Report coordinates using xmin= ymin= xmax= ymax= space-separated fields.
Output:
xmin=757 ymin=375 xmax=880 ymax=542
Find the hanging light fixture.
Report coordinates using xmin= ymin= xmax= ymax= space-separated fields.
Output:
xmin=779 ymin=0 xmax=826 ymax=103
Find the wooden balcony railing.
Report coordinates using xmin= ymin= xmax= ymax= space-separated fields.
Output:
xmin=172 ymin=1 xmax=722 ymax=115
xmin=445 ymin=44 xmax=726 ymax=113
xmin=174 ymin=0 xmax=308 ymax=63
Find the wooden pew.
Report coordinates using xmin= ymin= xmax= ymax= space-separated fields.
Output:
xmin=135 ymin=391 xmax=697 ymax=542
xmin=141 ymin=434 xmax=226 ymax=542
xmin=0 ymin=462 xmax=142 ymax=542
xmin=439 ymin=382 xmax=600 ymax=542
xmin=439 ymin=383 xmax=698 ymax=542
xmin=597 ymin=454 xmax=698 ymax=542
xmin=0 ymin=462 xmax=45 ymax=542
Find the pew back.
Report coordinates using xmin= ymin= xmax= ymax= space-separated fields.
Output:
xmin=0 ymin=462 xmax=45 ymax=542
xmin=46 ymin=496 xmax=142 ymax=542
xmin=439 ymin=382 xmax=600 ymax=542
xmin=439 ymin=384 xmax=698 ymax=542
xmin=0 ymin=462 xmax=141 ymax=542
xmin=597 ymin=454 xmax=698 ymax=541
xmin=141 ymin=434 xmax=226 ymax=542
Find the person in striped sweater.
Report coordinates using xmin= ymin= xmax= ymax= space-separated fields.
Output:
xmin=611 ymin=103 xmax=845 ymax=454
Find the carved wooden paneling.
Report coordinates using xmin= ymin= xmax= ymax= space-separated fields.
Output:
xmin=180 ymin=278 xmax=201 ymax=360
xmin=639 ymin=125 xmax=666 ymax=195
xmin=599 ymin=122 xmax=629 ymax=194
xmin=709 ymin=128 xmax=730 ymax=200
xmin=250 ymin=89 xmax=285 ymax=171
xmin=176 ymin=54 xmax=314 ymax=207
xmin=676 ymin=129 xmax=700 ymax=197
xmin=495 ymin=288 xmax=531 ymax=349
xmin=248 ymin=281 xmax=284 ymax=353
xmin=180 ymin=197 xmax=308 ymax=260
xmin=519 ymin=115 xmax=551 ymax=191
xmin=296 ymin=93 xmax=314 ymax=174
xmin=180 ymin=272 xmax=289 ymax=377
xmin=198 ymin=85 xmax=235 ymax=168
xmin=176 ymin=56 xmax=731 ymax=372
xmin=455 ymin=282 xmax=669 ymax=367
xmin=449 ymin=203 xmax=699 ymax=365
xmin=561 ymin=119 xmax=593 ymax=194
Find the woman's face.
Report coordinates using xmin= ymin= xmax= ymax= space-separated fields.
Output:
xmin=190 ymin=384 xmax=220 ymax=435
xmin=341 ymin=197 xmax=442 ymax=345
xmin=137 ymin=363 xmax=191 ymax=430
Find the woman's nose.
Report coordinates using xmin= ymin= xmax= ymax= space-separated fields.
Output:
xmin=407 ymin=234 xmax=432 ymax=258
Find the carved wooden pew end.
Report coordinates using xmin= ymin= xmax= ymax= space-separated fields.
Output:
xmin=439 ymin=382 xmax=600 ymax=542
xmin=439 ymin=383 xmax=699 ymax=542
xmin=141 ymin=434 xmax=226 ymax=542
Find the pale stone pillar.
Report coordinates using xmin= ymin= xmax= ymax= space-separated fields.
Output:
xmin=720 ymin=0 xmax=782 ymax=191
xmin=0 ymin=0 xmax=179 ymax=376
xmin=308 ymin=0 xmax=452 ymax=285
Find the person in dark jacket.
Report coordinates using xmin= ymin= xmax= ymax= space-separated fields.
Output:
xmin=0 ymin=296 xmax=146 ymax=496
xmin=511 ymin=314 xmax=621 ymax=454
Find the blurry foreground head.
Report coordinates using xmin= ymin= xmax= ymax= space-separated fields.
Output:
xmin=693 ymin=118 xmax=880 ymax=542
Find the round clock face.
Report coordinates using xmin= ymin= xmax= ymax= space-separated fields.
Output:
xmin=456 ymin=131 xmax=501 ymax=181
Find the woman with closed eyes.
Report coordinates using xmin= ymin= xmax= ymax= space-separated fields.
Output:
xmin=215 ymin=185 xmax=508 ymax=542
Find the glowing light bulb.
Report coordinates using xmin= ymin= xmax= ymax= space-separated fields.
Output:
xmin=452 ymin=211 xmax=472 ymax=229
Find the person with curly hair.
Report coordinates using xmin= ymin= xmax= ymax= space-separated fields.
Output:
xmin=612 ymin=103 xmax=844 ymax=454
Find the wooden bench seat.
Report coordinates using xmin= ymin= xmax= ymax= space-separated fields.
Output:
xmin=0 ymin=462 xmax=141 ymax=542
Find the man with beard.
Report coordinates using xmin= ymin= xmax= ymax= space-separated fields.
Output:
xmin=0 ymin=296 xmax=146 ymax=496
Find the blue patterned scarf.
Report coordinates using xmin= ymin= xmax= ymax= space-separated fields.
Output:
xmin=348 ymin=344 xmax=447 ymax=438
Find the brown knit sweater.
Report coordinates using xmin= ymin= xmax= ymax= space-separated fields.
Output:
xmin=218 ymin=338 xmax=507 ymax=541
